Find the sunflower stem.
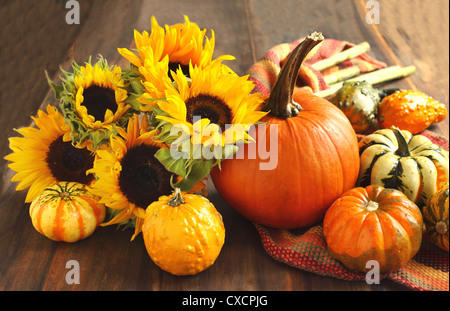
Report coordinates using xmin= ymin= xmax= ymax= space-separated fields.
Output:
xmin=168 ymin=188 xmax=185 ymax=207
xmin=263 ymin=31 xmax=324 ymax=119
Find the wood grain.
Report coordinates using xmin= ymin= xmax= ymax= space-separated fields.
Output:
xmin=0 ymin=0 xmax=447 ymax=291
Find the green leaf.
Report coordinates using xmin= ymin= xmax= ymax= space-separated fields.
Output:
xmin=155 ymin=148 xmax=189 ymax=178
xmin=45 ymin=71 xmax=64 ymax=100
xmin=171 ymin=159 xmax=215 ymax=192
xmin=130 ymin=80 xmax=144 ymax=94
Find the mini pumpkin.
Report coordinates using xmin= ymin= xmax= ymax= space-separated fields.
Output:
xmin=323 ymin=185 xmax=423 ymax=274
xmin=423 ymin=183 xmax=449 ymax=251
xmin=378 ymin=89 xmax=448 ymax=134
xmin=29 ymin=182 xmax=106 ymax=242
xmin=357 ymin=127 xmax=449 ymax=206
xmin=142 ymin=188 xmax=225 ymax=276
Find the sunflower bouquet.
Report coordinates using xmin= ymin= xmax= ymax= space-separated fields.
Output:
xmin=5 ymin=16 xmax=267 ymax=241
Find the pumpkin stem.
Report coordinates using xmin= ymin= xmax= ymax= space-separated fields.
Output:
xmin=168 ymin=188 xmax=185 ymax=207
xmin=392 ymin=126 xmax=411 ymax=157
xmin=60 ymin=192 xmax=71 ymax=198
xmin=263 ymin=31 xmax=324 ymax=119
xmin=366 ymin=201 xmax=379 ymax=212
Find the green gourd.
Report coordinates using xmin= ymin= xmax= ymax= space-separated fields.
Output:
xmin=328 ymin=80 xmax=397 ymax=134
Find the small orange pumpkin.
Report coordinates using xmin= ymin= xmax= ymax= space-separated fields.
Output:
xmin=378 ymin=89 xmax=448 ymax=134
xmin=142 ymin=188 xmax=225 ymax=276
xmin=29 ymin=182 xmax=106 ymax=242
xmin=323 ymin=185 xmax=423 ymax=274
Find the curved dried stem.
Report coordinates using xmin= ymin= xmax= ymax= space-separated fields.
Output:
xmin=263 ymin=32 xmax=324 ymax=119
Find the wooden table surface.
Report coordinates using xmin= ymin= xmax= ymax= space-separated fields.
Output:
xmin=0 ymin=0 xmax=448 ymax=292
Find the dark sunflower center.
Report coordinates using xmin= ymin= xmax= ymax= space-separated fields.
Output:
xmin=118 ymin=144 xmax=172 ymax=208
xmin=168 ymin=62 xmax=190 ymax=80
xmin=46 ymin=136 xmax=95 ymax=185
xmin=186 ymin=94 xmax=232 ymax=132
xmin=82 ymin=85 xmax=117 ymax=121
xmin=136 ymin=166 xmax=160 ymax=191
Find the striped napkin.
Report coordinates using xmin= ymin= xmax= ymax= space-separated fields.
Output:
xmin=248 ymin=38 xmax=386 ymax=95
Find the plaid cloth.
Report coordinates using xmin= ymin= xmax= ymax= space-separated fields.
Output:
xmin=248 ymin=38 xmax=449 ymax=291
xmin=248 ymin=38 xmax=387 ymax=95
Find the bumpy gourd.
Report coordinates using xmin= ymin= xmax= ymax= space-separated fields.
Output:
xmin=29 ymin=182 xmax=105 ymax=242
xmin=142 ymin=188 xmax=225 ymax=276
xmin=328 ymin=80 xmax=381 ymax=133
xmin=378 ymin=90 xmax=448 ymax=134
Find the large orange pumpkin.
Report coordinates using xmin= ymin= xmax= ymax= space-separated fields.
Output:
xmin=211 ymin=33 xmax=360 ymax=229
xmin=323 ymin=185 xmax=423 ymax=273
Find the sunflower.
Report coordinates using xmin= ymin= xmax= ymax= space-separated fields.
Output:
xmin=118 ymin=15 xmax=234 ymax=110
xmin=47 ymin=56 xmax=138 ymax=151
xmin=88 ymin=114 xmax=205 ymax=240
xmin=4 ymin=105 xmax=95 ymax=203
xmin=154 ymin=61 xmax=267 ymax=149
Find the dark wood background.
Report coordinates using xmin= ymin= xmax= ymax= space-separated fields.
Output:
xmin=0 ymin=0 xmax=448 ymax=291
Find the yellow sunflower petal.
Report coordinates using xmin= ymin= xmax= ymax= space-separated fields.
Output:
xmin=130 ymin=217 xmax=144 ymax=241
xmin=158 ymin=90 xmax=188 ymax=120
xmin=156 ymin=116 xmax=192 ymax=130
xmin=133 ymin=207 xmax=146 ymax=219
xmin=117 ymin=48 xmax=142 ymax=67
xmin=100 ymin=209 xmax=134 ymax=227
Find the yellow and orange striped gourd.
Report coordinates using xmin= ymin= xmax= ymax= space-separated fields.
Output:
xmin=29 ymin=182 xmax=105 ymax=242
